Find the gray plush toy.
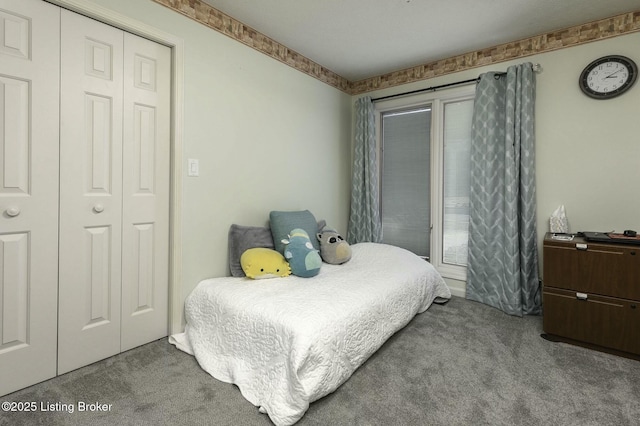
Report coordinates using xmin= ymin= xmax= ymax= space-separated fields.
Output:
xmin=316 ymin=227 xmax=352 ymax=264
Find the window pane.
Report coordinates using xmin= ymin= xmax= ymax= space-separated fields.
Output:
xmin=443 ymin=100 xmax=473 ymax=266
xmin=381 ymin=108 xmax=431 ymax=258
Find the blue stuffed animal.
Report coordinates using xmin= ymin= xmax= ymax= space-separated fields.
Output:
xmin=282 ymin=228 xmax=322 ymax=278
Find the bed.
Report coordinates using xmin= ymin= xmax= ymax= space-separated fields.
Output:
xmin=170 ymin=241 xmax=451 ymax=425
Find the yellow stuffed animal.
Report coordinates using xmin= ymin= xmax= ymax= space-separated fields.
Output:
xmin=240 ymin=247 xmax=291 ymax=279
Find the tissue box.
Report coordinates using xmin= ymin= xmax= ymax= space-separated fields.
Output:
xmin=549 ymin=205 xmax=569 ymax=233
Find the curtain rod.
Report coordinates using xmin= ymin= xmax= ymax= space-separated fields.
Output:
xmin=371 ymin=63 xmax=542 ymax=103
xmin=371 ymin=77 xmax=483 ymax=102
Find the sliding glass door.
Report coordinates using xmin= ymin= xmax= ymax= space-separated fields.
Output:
xmin=380 ymin=107 xmax=432 ymax=259
xmin=377 ymin=87 xmax=474 ymax=280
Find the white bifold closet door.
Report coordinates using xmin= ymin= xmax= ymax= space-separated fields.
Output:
xmin=120 ymin=26 xmax=171 ymax=354
xmin=0 ymin=0 xmax=61 ymax=396
xmin=57 ymin=9 xmax=125 ymax=375
xmin=0 ymin=0 xmax=170 ymax=391
xmin=58 ymin=9 xmax=170 ymax=374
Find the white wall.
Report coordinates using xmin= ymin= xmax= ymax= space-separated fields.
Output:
xmin=535 ymin=34 xmax=640 ymax=236
xmin=80 ymin=0 xmax=353 ymax=325
xmin=58 ymin=0 xmax=640 ymax=307
xmin=360 ymin=32 xmax=640 ymax=295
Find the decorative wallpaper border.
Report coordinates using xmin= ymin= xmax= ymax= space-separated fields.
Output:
xmin=151 ymin=0 xmax=640 ymax=95
xmin=350 ymin=11 xmax=640 ymax=94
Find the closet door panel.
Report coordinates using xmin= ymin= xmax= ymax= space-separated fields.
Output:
xmin=58 ymin=9 xmax=124 ymax=375
xmin=0 ymin=76 xmax=29 ymax=193
xmin=0 ymin=0 xmax=60 ymax=396
xmin=121 ymin=33 xmax=170 ymax=351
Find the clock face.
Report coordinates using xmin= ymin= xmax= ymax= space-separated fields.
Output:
xmin=579 ymin=55 xmax=638 ymax=99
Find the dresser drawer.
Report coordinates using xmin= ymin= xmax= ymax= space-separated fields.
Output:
xmin=543 ymin=286 xmax=640 ymax=356
xmin=543 ymin=241 xmax=640 ymax=300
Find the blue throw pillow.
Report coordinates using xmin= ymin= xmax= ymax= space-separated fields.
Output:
xmin=269 ymin=210 xmax=320 ymax=254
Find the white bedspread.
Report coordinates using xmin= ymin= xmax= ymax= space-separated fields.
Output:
xmin=170 ymin=243 xmax=450 ymax=425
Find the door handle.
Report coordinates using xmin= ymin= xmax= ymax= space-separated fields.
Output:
xmin=93 ymin=204 xmax=105 ymax=213
xmin=5 ymin=207 xmax=20 ymax=217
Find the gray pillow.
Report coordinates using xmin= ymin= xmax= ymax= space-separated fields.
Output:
xmin=228 ymin=224 xmax=275 ymax=277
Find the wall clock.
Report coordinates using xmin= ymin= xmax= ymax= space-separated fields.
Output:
xmin=579 ymin=55 xmax=638 ymax=99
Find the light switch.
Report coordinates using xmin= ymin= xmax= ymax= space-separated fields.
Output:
xmin=187 ymin=159 xmax=199 ymax=177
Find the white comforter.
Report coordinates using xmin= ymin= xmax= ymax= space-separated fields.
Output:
xmin=170 ymin=243 xmax=450 ymax=425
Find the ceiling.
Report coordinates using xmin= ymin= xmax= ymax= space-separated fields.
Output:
xmin=201 ymin=0 xmax=640 ymax=82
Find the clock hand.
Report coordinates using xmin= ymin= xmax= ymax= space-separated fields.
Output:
xmin=605 ymin=69 xmax=623 ymax=78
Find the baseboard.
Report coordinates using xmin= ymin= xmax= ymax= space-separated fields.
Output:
xmin=442 ymin=276 xmax=466 ymax=298
xmin=448 ymin=285 xmax=466 ymax=298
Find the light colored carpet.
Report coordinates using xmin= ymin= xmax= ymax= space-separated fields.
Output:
xmin=2 ymin=296 xmax=639 ymax=426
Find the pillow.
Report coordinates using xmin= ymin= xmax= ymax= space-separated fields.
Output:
xmin=240 ymin=247 xmax=291 ymax=279
xmin=282 ymin=228 xmax=322 ymax=278
xmin=228 ymin=221 xmax=325 ymax=277
xmin=228 ymin=224 xmax=274 ymax=277
xmin=270 ymin=210 xmax=320 ymax=254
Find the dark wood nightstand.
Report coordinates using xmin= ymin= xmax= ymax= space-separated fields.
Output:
xmin=542 ymin=233 xmax=640 ymax=359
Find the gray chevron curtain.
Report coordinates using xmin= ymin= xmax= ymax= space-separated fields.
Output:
xmin=347 ymin=96 xmax=382 ymax=243
xmin=466 ymin=63 xmax=541 ymax=316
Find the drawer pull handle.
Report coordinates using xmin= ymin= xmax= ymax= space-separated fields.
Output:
xmin=576 ymin=292 xmax=588 ymax=301
xmin=576 ymin=243 xmax=588 ymax=251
